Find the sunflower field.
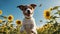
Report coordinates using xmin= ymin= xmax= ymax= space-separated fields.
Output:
xmin=37 ymin=6 xmax=60 ymax=34
xmin=0 ymin=10 xmax=23 ymax=34
xmin=0 ymin=6 xmax=60 ymax=34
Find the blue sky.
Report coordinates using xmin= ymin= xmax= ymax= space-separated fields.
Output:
xmin=0 ymin=0 xmax=60 ymax=27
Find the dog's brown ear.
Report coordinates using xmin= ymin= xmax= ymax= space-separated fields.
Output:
xmin=17 ymin=5 xmax=26 ymax=11
xmin=30 ymin=4 xmax=37 ymax=9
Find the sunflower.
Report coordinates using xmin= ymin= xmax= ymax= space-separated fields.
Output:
xmin=16 ymin=20 xmax=22 ymax=25
xmin=8 ymin=15 xmax=14 ymax=21
xmin=43 ymin=10 xmax=51 ymax=19
xmin=0 ymin=10 xmax=2 ymax=15
xmin=0 ymin=19 xmax=2 ymax=23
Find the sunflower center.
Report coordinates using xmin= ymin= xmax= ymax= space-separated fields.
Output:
xmin=17 ymin=21 xmax=21 ymax=24
xmin=46 ymin=12 xmax=50 ymax=17
xmin=8 ymin=16 xmax=12 ymax=20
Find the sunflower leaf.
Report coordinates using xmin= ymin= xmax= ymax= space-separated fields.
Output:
xmin=58 ymin=10 xmax=60 ymax=15
xmin=54 ymin=12 xmax=58 ymax=14
xmin=2 ymin=21 xmax=5 ymax=22
xmin=0 ymin=15 xmax=7 ymax=19
xmin=53 ymin=6 xmax=60 ymax=10
xmin=51 ymin=16 xmax=59 ymax=19
xmin=53 ymin=21 xmax=58 ymax=27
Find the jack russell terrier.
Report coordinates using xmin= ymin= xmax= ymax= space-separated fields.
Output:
xmin=17 ymin=4 xmax=37 ymax=34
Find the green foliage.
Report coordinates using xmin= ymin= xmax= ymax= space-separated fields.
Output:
xmin=37 ymin=23 xmax=60 ymax=34
xmin=37 ymin=6 xmax=60 ymax=34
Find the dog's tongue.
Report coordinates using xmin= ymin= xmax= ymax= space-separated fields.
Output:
xmin=27 ymin=14 xmax=30 ymax=16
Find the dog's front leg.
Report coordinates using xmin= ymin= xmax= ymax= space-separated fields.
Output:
xmin=20 ymin=26 xmax=24 ymax=33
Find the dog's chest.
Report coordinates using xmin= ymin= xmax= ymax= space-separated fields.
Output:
xmin=23 ymin=18 xmax=34 ymax=25
xmin=22 ymin=18 xmax=35 ymax=29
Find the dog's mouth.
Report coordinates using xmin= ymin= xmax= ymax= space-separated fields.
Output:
xmin=24 ymin=12 xmax=33 ymax=17
xmin=25 ymin=13 xmax=30 ymax=16
xmin=27 ymin=14 xmax=30 ymax=16
xmin=24 ymin=13 xmax=30 ymax=17
xmin=25 ymin=10 xmax=31 ymax=16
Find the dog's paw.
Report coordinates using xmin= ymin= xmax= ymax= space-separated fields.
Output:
xmin=31 ymin=31 xmax=36 ymax=34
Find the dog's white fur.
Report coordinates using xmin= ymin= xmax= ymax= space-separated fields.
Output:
xmin=17 ymin=4 xmax=37 ymax=34
xmin=20 ymin=17 xmax=37 ymax=34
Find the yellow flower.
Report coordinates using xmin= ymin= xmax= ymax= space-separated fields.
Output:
xmin=16 ymin=20 xmax=22 ymax=25
xmin=0 ymin=10 xmax=2 ymax=15
xmin=0 ymin=19 xmax=2 ymax=23
xmin=2 ymin=25 xmax=5 ymax=28
xmin=39 ymin=27 xmax=44 ymax=32
xmin=43 ymin=10 xmax=51 ymax=19
xmin=8 ymin=15 xmax=14 ymax=21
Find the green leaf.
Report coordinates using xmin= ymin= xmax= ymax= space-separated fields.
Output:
xmin=58 ymin=10 xmax=60 ymax=15
xmin=53 ymin=6 xmax=60 ymax=10
xmin=51 ymin=16 xmax=59 ymax=19
xmin=55 ymin=10 xmax=60 ymax=16
xmin=53 ymin=21 xmax=58 ymax=27
xmin=0 ymin=15 xmax=7 ymax=19
xmin=54 ymin=12 xmax=58 ymax=14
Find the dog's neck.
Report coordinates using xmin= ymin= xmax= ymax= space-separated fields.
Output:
xmin=25 ymin=17 xmax=31 ymax=19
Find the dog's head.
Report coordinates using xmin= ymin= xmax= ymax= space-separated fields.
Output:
xmin=17 ymin=4 xmax=37 ymax=18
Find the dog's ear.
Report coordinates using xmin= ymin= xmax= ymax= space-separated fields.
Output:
xmin=30 ymin=4 xmax=37 ymax=9
xmin=17 ymin=5 xmax=27 ymax=11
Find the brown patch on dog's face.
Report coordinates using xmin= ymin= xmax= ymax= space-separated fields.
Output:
xmin=17 ymin=4 xmax=36 ymax=11
xmin=17 ymin=4 xmax=37 ymax=17
xmin=30 ymin=4 xmax=37 ymax=9
xmin=17 ymin=5 xmax=27 ymax=11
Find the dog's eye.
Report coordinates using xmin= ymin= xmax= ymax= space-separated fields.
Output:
xmin=24 ymin=8 xmax=27 ymax=10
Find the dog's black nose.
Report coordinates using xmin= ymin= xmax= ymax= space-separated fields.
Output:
xmin=27 ymin=10 xmax=30 ymax=14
